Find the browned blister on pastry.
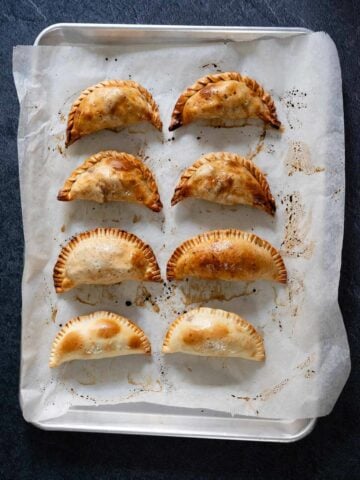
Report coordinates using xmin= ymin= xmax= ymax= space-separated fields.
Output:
xmin=58 ymin=151 xmax=162 ymax=212
xmin=171 ymin=152 xmax=275 ymax=215
xmin=66 ymin=80 xmax=162 ymax=146
xmin=169 ymin=72 xmax=280 ymax=131
xmin=162 ymin=307 xmax=265 ymax=360
xmin=54 ymin=228 xmax=161 ymax=293
xmin=49 ymin=311 xmax=151 ymax=367
xmin=167 ymin=229 xmax=286 ymax=283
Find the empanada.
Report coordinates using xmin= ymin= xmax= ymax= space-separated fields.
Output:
xmin=169 ymin=72 xmax=280 ymax=131
xmin=49 ymin=311 xmax=151 ymax=367
xmin=167 ymin=229 xmax=286 ymax=283
xmin=162 ymin=307 xmax=265 ymax=360
xmin=171 ymin=152 xmax=275 ymax=215
xmin=54 ymin=228 xmax=161 ymax=293
xmin=58 ymin=151 xmax=162 ymax=212
xmin=66 ymin=80 xmax=162 ymax=146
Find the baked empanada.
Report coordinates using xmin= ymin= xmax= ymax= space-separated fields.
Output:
xmin=66 ymin=80 xmax=162 ymax=146
xmin=49 ymin=311 xmax=151 ymax=367
xmin=58 ymin=151 xmax=162 ymax=212
xmin=54 ymin=228 xmax=161 ymax=293
xmin=162 ymin=307 xmax=265 ymax=360
xmin=171 ymin=152 xmax=275 ymax=215
xmin=169 ymin=72 xmax=280 ymax=131
xmin=167 ymin=229 xmax=286 ymax=283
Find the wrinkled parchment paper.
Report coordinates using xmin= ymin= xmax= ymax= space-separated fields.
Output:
xmin=13 ymin=32 xmax=350 ymax=423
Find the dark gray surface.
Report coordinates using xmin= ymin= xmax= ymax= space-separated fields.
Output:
xmin=1 ymin=0 xmax=359 ymax=478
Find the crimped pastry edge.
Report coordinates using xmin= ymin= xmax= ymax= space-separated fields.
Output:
xmin=66 ymin=80 xmax=162 ymax=146
xmin=169 ymin=72 xmax=281 ymax=131
xmin=53 ymin=227 xmax=162 ymax=293
xmin=166 ymin=229 xmax=287 ymax=283
xmin=171 ymin=151 xmax=276 ymax=215
xmin=162 ymin=307 xmax=265 ymax=360
xmin=57 ymin=150 xmax=163 ymax=212
xmin=49 ymin=310 xmax=151 ymax=368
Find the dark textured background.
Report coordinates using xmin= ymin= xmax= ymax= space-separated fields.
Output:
xmin=1 ymin=1 xmax=359 ymax=478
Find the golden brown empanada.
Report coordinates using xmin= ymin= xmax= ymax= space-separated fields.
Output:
xmin=171 ymin=152 xmax=275 ymax=215
xmin=169 ymin=72 xmax=280 ymax=131
xmin=54 ymin=228 xmax=161 ymax=293
xmin=66 ymin=80 xmax=162 ymax=146
xmin=58 ymin=151 xmax=162 ymax=212
xmin=167 ymin=229 xmax=286 ymax=283
xmin=49 ymin=311 xmax=151 ymax=367
xmin=162 ymin=307 xmax=265 ymax=360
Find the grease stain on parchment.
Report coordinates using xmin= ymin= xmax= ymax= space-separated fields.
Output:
xmin=230 ymin=353 xmax=316 ymax=413
xmin=271 ymin=270 xmax=305 ymax=335
xmin=75 ymin=295 xmax=97 ymax=306
xmin=56 ymin=143 xmax=64 ymax=155
xmin=134 ymin=284 xmax=160 ymax=313
xmin=247 ymin=127 xmax=267 ymax=160
xmin=51 ymin=306 xmax=58 ymax=323
xmin=76 ymin=367 xmax=97 ymax=386
xmin=180 ymin=280 xmax=255 ymax=306
xmin=127 ymin=374 xmax=162 ymax=393
xmin=296 ymin=353 xmax=316 ymax=371
xmin=280 ymin=88 xmax=308 ymax=130
xmin=230 ymin=379 xmax=290 ymax=416
xmin=287 ymin=272 xmax=305 ymax=318
xmin=112 ymin=379 xmax=163 ymax=403
xmin=271 ymin=286 xmax=287 ymax=308
xmin=65 ymin=378 xmax=163 ymax=406
xmin=201 ymin=62 xmax=222 ymax=71
xmin=331 ymin=187 xmax=343 ymax=201
xmin=74 ymin=286 xmax=120 ymax=307
xmin=259 ymin=378 xmax=290 ymax=401
xmin=58 ymin=112 xmax=66 ymax=123
xmin=132 ymin=214 xmax=142 ymax=224
xmin=296 ymin=353 xmax=317 ymax=379
xmin=42 ymin=279 xmax=58 ymax=325
xmin=101 ymin=288 xmax=118 ymax=302
xmin=286 ymin=141 xmax=324 ymax=176
xmin=53 ymin=133 xmax=64 ymax=142
xmin=281 ymin=192 xmax=315 ymax=258
xmin=67 ymin=385 xmax=97 ymax=404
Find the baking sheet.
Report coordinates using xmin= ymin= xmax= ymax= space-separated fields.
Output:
xmin=14 ymin=31 xmax=350 ymax=423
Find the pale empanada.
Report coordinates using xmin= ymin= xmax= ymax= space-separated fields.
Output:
xmin=169 ymin=72 xmax=280 ymax=131
xmin=167 ymin=229 xmax=286 ymax=283
xmin=66 ymin=80 xmax=162 ymax=146
xmin=54 ymin=228 xmax=161 ymax=293
xmin=58 ymin=151 xmax=162 ymax=212
xmin=49 ymin=311 xmax=151 ymax=367
xmin=171 ymin=152 xmax=275 ymax=215
xmin=162 ymin=307 xmax=265 ymax=360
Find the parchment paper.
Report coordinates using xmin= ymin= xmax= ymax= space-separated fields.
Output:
xmin=13 ymin=32 xmax=350 ymax=423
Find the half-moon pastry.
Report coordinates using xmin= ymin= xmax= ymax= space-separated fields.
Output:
xmin=167 ymin=229 xmax=286 ymax=283
xmin=162 ymin=307 xmax=265 ymax=360
xmin=66 ymin=80 xmax=162 ymax=146
xmin=171 ymin=152 xmax=275 ymax=215
xmin=54 ymin=228 xmax=162 ymax=293
xmin=58 ymin=151 xmax=162 ymax=212
xmin=49 ymin=311 xmax=151 ymax=367
xmin=169 ymin=72 xmax=280 ymax=131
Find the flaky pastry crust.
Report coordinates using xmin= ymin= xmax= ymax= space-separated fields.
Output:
xmin=169 ymin=72 xmax=280 ymax=131
xmin=66 ymin=80 xmax=162 ymax=146
xmin=171 ymin=152 xmax=275 ymax=215
xmin=167 ymin=229 xmax=286 ymax=283
xmin=162 ymin=307 xmax=265 ymax=360
xmin=58 ymin=151 xmax=162 ymax=211
xmin=49 ymin=311 xmax=151 ymax=367
xmin=54 ymin=228 xmax=161 ymax=293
